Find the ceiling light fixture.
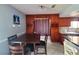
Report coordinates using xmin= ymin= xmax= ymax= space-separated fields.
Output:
xmin=39 ymin=4 xmax=56 ymax=9
xmin=40 ymin=5 xmax=45 ymax=9
xmin=51 ymin=4 xmax=56 ymax=8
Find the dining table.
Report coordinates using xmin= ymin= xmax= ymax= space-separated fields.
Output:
xmin=16 ymin=33 xmax=40 ymax=55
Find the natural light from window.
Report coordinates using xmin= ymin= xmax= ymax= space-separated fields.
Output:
xmin=70 ymin=21 xmax=79 ymax=28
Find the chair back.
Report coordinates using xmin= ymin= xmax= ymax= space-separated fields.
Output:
xmin=8 ymin=35 xmax=24 ymax=55
xmin=40 ymin=35 xmax=48 ymax=43
xmin=45 ymin=35 xmax=48 ymax=44
xmin=8 ymin=35 xmax=17 ymax=45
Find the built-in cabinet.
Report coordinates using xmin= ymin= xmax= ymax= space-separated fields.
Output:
xmin=50 ymin=15 xmax=59 ymax=42
xmin=26 ymin=14 xmax=71 ymax=44
xmin=59 ymin=17 xmax=71 ymax=27
xmin=26 ymin=16 xmax=34 ymax=33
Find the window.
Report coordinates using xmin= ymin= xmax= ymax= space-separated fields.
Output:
xmin=34 ymin=18 xmax=50 ymax=35
xmin=71 ymin=21 xmax=79 ymax=28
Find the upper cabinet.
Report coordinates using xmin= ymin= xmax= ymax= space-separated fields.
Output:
xmin=26 ymin=16 xmax=34 ymax=24
xmin=26 ymin=15 xmax=50 ymax=34
xmin=26 ymin=14 xmax=71 ymax=43
xmin=59 ymin=17 xmax=71 ymax=27
xmin=26 ymin=16 xmax=34 ymax=33
xmin=50 ymin=14 xmax=59 ymax=24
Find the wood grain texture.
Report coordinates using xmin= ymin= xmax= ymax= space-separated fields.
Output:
xmin=59 ymin=17 xmax=71 ymax=27
xmin=26 ymin=14 xmax=72 ymax=43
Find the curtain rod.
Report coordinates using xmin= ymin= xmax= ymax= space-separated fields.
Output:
xmin=34 ymin=18 xmax=49 ymax=19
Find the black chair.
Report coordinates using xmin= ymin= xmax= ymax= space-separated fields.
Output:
xmin=8 ymin=35 xmax=17 ymax=44
xmin=8 ymin=35 xmax=24 ymax=55
xmin=35 ymin=35 xmax=48 ymax=55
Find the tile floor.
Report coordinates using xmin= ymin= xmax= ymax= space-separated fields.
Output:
xmin=31 ymin=36 xmax=64 ymax=55
xmin=47 ymin=42 xmax=64 ymax=55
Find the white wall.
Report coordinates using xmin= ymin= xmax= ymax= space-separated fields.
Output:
xmin=0 ymin=5 xmax=26 ymax=54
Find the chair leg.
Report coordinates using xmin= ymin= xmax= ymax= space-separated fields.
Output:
xmin=35 ymin=47 xmax=38 ymax=55
xmin=35 ymin=47 xmax=47 ymax=55
xmin=45 ymin=46 xmax=47 ymax=55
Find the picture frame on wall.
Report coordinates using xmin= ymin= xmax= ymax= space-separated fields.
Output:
xmin=13 ymin=15 xmax=20 ymax=25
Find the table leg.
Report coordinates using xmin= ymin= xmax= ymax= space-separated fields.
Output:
xmin=34 ymin=43 xmax=36 ymax=55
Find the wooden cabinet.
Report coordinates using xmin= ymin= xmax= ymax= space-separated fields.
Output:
xmin=50 ymin=15 xmax=60 ymax=42
xmin=26 ymin=14 xmax=71 ymax=43
xmin=59 ymin=34 xmax=64 ymax=44
xmin=59 ymin=17 xmax=71 ymax=27
xmin=26 ymin=14 xmax=60 ymax=42
xmin=51 ymin=25 xmax=59 ymax=42
xmin=26 ymin=16 xmax=34 ymax=33
xmin=26 ymin=15 xmax=50 ymax=34
xmin=26 ymin=25 xmax=33 ymax=34
xmin=50 ymin=15 xmax=59 ymax=23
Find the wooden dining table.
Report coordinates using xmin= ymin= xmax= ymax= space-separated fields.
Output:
xmin=17 ymin=33 xmax=40 ymax=55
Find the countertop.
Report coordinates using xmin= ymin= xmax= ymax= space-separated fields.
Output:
xmin=60 ymin=32 xmax=79 ymax=36
xmin=60 ymin=32 xmax=79 ymax=46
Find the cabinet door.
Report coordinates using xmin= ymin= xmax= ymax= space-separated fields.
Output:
xmin=59 ymin=34 xmax=64 ymax=45
xmin=26 ymin=16 xmax=34 ymax=24
xmin=51 ymin=27 xmax=59 ymax=42
xmin=26 ymin=16 xmax=34 ymax=33
xmin=26 ymin=26 xmax=33 ymax=34
xmin=59 ymin=18 xmax=71 ymax=27
xmin=50 ymin=15 xmax=59 ymax=24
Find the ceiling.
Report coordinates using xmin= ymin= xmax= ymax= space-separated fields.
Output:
xmin=11 ymin=4 xmax=72 ymax=15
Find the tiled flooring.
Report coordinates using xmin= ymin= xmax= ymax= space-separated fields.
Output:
xmin=31 ymin=37 xmax=64 ymax=55
xmin=47 ymin=42 xmax=64 ymax=55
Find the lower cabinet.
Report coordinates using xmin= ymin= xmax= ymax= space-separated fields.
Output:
xmin=51 ymin=27 xmax=60 ymax=42
xmin=59 ymin=34 xmax=64 ymax=45
xmin=51 ymin=27 xmax=64 ymax=44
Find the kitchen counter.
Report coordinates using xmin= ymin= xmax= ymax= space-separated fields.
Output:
xmin=61 ymin=32 xmax=79 ymax=36
xmin=60 ymin=32 xmax=79 ymax=45
xmin=59 ymin=27 xmax=79 ymax=45
xmin=59 ymin=27 xmax=79 ymax=35
xmin=60 ymin=32 xmax=79 ymax=46
xmin=59 ymin=27 xmax=79 ymax=54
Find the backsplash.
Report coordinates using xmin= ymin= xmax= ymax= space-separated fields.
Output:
xmin=59 ymin=27 xmax=69 ymax=33
xmin=59 ymin=27 xmax=79 ymax=33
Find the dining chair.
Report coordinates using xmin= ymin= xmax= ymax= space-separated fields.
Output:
xmin=35 ymin=34 xmax=48 ymax=55
xmin=8 ymin=35 xmax=24 ymax=55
